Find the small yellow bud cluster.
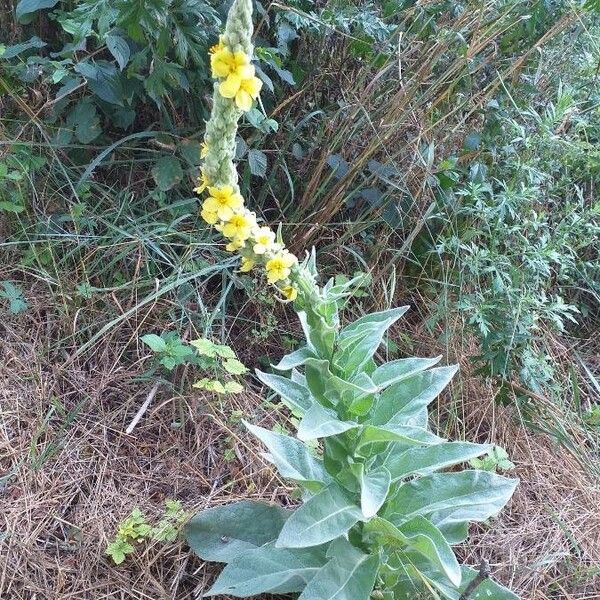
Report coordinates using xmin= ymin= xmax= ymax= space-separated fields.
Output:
xmin=210 ymin=45 xmax=262 ymax=112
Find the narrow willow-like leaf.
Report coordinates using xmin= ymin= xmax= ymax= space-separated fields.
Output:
xmin=184 ymin=501 xmax=289 ymax=563
xmin=371 ymin=356 xmax=442 ymax=388
xmin=277 ymin=484 xmax=363 ymax=548
xmin=298 ymin=553 xmax=379 ymax=600
xmin=297 ymin=403 xmax=358 ymax=441
xmin=244 ymin=421 xmax=332 ymax=487
xmin=205 ymin=543 xmax=328 ymax=597
xmin=365 ymin=516 xmax=461 ymax=587
xmin=360 ymin=466 xmax=391 ymax=519
xmin=384 ymin=471 xmax=518 ymax=529
xmin=256 ymin=369 xmax=313 ymax=413
xmin=378 ymin=441 xmax=492 ymax=482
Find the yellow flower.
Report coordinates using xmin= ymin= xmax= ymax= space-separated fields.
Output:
xmin=222 ymin=212 xmax=255 ymax=240
xmin=281 ymin=285 xmax=298 ymax=301
xmin=200 ymin=141 xmax=209 ymax=159
xmin=239 ymin=256 xmax=255 ymax=272
xmin=265 ymin=251 xmax=297 ymax=283
xmin=219 ymin=71 xmax=263 ymax=112
xmin=200 ymin=205 xmax=219 ymax=225
xmin=252 ymin=226 xmax=276 ymax=255
xmin=226 ymin=238 xmax=245 ymax=252
xmin=204 ymin=185 xmax=244 ymax=221
xmin=211 ymin=48 xmax=254 ymax=80
xmin=194 ymin=169 xmax=210 ymax=195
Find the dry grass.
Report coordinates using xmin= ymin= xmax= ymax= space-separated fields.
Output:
xmin=1 ymin=284 xmax=599 ymax=600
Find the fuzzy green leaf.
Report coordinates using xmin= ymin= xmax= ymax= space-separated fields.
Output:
xmin=273 ymin=346 xmax=317 ymax=371
xmin=360 ymin=466 xmax=391 ymax=519
xmin=277 ymin=484 xmax=363 ymax=548
xmin=244 ymin=421 xmax=332 ymax=488
xmin=184 ymin=501 xmax=289 ymax=563
xmin=384 ymin=471 xmax=518 ymax=537
xmin=371 ymin=356 xmax=442 ymax=388
xmin=206 ymin=543 xmax=328 ymax=597
xmin=256 ymin=370 xmax=313 ymax=414
xmin=298 ymin=551 xmax=379 ymax=600
xmin=297 ymin=403 xmax=358 ymax=441
xmin=366 ymin=516 xmax=461 ymax=587
xmin=379 ymin=441 xmax=492 ymax=482
xmin=152 ymin=155 xmax=183 ymax=191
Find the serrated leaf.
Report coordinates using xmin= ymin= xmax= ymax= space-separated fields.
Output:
xmin=248 ymin=148 xmax=268 ymax=177
xmin=189 ymin=338 xmax=217 ymax=357
xmin=106 ymin=34 xmax=130 ymax=71
xmin=276 ymin=484 xmax=363 ymax=548
xmin=152 ymin=155 xmax=183 ymax=191
xmin=184 ymin=501 xmax=289 ymax=563
xmin=66 ymin=100 xmax=101 ymax=144
xmin=224 ymin=381 xmax=244 ymax=394
xmin=1 ymin=281 xmax=28 ymax=314
xmin=141 ymin=333 xmax=167 ymax=353
xmin=1 ymin=35 xmax=46 ymax=58
xmin=205 ymin=543 xmax=328 ymax=596
xmin=223 ymin=358 xmax=247 ymax=375
xmin=244 ymin=421 xmax=332 ymax=488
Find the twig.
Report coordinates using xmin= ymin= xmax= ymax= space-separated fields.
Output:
xmin=125 ymin=382 xmax=161 ymax=434
xmin=460 ymin=560 xmax=491 ymax=600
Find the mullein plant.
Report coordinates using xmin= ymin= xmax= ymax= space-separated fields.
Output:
xmin=185 ymin=1 xmax=519 ymax=598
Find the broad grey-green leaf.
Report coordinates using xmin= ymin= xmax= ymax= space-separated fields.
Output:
xmin=184 ymin=501 xmax=289 ymax=563
xmin=384 ymin=471 xmax=518 ymax=531
xmin=277 ymin=484 xmax=363 ymax=548
xmin=248 ymin=148 xmax=268 ymax=177
xmin=358 ymin=424 xmax=444 ymax=452
xmin=1 ymin=36 xmax=46 ymax=58
xmin=273 ymin=346 xmax=316 ymax=370
xmin=205 ymin=543 xmax=328 ymax=597
xmin=298 ymin=403 xmax=358 ymax=441
xmin=335 ymin=306 xmax=409 ymax=374
xmin=67 ymin=100 xmax=101 ymax=144
xmin=360 ymin=466 xmax=391 ymax=518
xmin=371 ymin=366 xmax=458 ymax=426
xmin=372 ymin=356 xmax=442 ymax=388
xmin=303 ymin=357 xmax=376 ymax=411
xmin=366 ymin=516 xmax=461 ymax=587
xmin=106 ymin=34 xmax=130 ymax=71
xmin=379 ymin=441 xmax=492 ymax=482
xmin=244 ymin=421 xmax=332 ymax=487
xmin=392 ymin=557 xmax=519 ymax=600
xmin=16 ymin=0 xmax=59 ymax=20
xmin=152 ymin=155 xmax=183 ymax=191
xmin=256 ymin=370 xmax=313 ymax=414
xmin=298 ymin=553 xmax=379 ymax=600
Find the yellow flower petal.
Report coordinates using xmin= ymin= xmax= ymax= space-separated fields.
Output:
xmin=281 ymin=285 xmax=298 ymax=301
xmin=241 ymin=76 xmax=262 ymax=98
xmin=239 ymin=257 xmax=255 ymax=272
xmin=235 ymin=89 xmax=253 ymax=111
xmin=201 ymin=208 xmax=219 ymax=225
xmin=220 ymin=74 xmax=242 ymax=98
